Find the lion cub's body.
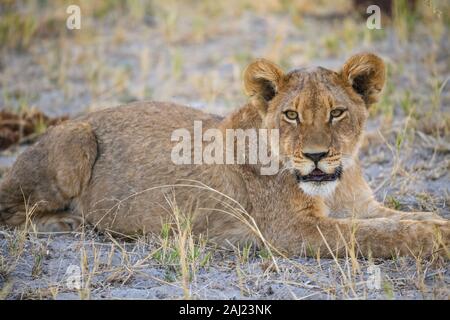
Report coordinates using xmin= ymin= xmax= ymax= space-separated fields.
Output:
xmin=77 ymin=103 xmax=227 ymax=236
xmin=1 ymin=54 xmax=448 ymax=258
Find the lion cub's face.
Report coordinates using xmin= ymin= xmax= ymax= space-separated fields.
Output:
xmin=244 ymin=53 xmax=386 ymax=197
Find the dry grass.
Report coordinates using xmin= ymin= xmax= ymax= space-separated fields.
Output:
xmin=0 ymin=180 xmax=448 ymax=299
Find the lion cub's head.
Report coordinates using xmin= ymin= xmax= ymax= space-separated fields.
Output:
xmin=243 ymin=53 xmax=386 ymax=197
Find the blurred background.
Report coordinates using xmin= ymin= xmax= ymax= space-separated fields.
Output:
xmin=0 ymin=0 xmax=448 ymax=116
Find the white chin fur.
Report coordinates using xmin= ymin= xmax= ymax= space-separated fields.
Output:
xmin=299 ymin=180 xmax=338 ymax=198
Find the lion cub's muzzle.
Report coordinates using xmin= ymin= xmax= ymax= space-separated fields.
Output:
xmin=293 ymin=151 xmax=343 ymax=183
xmin=295 ymin=167 xmax=342 ymax=183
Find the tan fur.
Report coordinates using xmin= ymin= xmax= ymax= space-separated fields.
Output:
xmin=0 ymin=53 xmax=448 ymax=258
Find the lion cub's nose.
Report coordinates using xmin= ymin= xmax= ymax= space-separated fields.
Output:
xmin=303 ymin=151 xmax=328 ymax=163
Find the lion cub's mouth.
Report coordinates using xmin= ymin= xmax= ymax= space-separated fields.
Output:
xmin=295 ymin=167 xmax=342 ymax=183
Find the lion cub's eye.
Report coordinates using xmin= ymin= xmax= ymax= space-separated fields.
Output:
xmin=284 ymin=110 xmax=299 ymax=121
xmin=330 ymin=108 xmax=346 ymax=119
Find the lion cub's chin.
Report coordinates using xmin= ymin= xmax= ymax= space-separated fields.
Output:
xmin=298 ymin=180 xmax=338 ymax=198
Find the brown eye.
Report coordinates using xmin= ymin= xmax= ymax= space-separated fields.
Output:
xmin=284 ymin=110 xmax=298 ymax=121
xmin=330 ymin=109 xmax=346 ymax=119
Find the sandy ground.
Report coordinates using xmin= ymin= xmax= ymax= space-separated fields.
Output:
xmin=0 ymin=1 xmax=449 ymax=299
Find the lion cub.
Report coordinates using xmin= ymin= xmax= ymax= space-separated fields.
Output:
xmin=0 ymin=53 xmax=448 ymax=258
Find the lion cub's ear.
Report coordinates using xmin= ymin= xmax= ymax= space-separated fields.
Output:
xmin=243 ymin=59 xmax=284 ymax=115
xmin=341 ymin=53 xmax=386 ymax=107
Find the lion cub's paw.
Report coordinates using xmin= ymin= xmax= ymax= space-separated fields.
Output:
xmin=416 ymin=220 xmax=450 ymax=256
xmin=35 ymin=214 xmax=83 ymax=233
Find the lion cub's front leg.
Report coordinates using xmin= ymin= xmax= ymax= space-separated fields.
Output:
xmin=295 ymin=214 xmax=449 ymax=259
xmin=276 ymin=196 xmax=449 ymax=259
xmin=328 ymin=164 xmax=444 ymax=221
